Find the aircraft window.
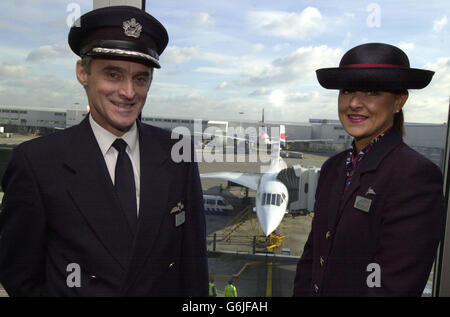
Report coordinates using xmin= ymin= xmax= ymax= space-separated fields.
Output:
xmin=264 ymin=193 xmax=269 ymax=205
xmin=271 ymin=194 xmax=276 ymax=205
xmin=276 ymin=194 xmax=281 ymax=206
xmin=262 ymin=193 xmax=266 ymax=205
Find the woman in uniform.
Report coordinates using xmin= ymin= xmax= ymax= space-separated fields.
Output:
xmin=293 ymin=43 xmax=445 ymax=296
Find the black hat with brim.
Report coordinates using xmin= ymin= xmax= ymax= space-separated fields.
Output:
xmin=68 ymin=6 xmax=168 ymax=68
xmin=316 ymin=43 xmax=434 ymax=90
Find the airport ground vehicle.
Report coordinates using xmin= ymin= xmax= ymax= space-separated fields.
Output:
xmin=203 ymin=195 xmax=234 ymax=214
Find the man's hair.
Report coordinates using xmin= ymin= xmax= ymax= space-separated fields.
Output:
xmin=79 ymin=56 xmax=154 ymax=78
xmin=80 ymin=56 xmax=93 ymax=74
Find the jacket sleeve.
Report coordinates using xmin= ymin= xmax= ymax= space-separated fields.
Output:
xmin=181 ymin=158 xmax=209 ymax=296
xmin=366 ymin=159 xmax=445 ymax=296
xmin=0 ymin=145 xmax=47 ymax=296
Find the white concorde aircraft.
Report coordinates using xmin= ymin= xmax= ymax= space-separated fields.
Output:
xmin=200 ymin=142 xmax=288 ymax=236
xmin=200 ymin=128 xmax=331 ymax=236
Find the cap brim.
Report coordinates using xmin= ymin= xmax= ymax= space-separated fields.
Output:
xmin=86 ymin=47 xmax=161 ymax=68
xmin=316 ymin=68 xmax=434 ymax=90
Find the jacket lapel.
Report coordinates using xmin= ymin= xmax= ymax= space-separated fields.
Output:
xmin=327 ymin=152 xmax=348 ymax=228
xmin=121 ymin=121 xmax=173 ymax=293
xmin=63 ymin=116 xmax=134 ymax=270
xmin=338 ymin=128 xmax=403 ymax=216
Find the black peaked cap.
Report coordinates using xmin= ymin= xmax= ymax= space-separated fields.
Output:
xmin=68 ymin=6 xmax=168 ymax=68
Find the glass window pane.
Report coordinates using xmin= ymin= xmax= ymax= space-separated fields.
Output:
xmin=0 ymin=0 xmax=447 ymax=299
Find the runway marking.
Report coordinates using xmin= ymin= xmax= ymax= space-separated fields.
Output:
xmin=266 ymin=262 xmax=273 ymax=297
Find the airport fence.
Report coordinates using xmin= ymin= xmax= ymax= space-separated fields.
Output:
xmin=206 ymin=233 xmax=291 ymax=256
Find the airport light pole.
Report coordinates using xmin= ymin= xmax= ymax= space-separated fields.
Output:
xmin=239 ymin=111 xmax=244 ymax=130
xmin=74 ymin=102 xmax=80 ymax=125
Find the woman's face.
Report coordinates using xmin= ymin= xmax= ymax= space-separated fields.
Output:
xmin=338 ymin=90 xmax=408 ymax=150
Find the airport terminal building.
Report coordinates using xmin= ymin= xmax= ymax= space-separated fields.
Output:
xmin=0 ymin=105 xmax=446 ymax=169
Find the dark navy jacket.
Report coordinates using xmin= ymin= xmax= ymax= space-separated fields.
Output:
xmin=294 ymin=128 xmax=445 ymax=296
xmin=0 ymin=116 xmax=208 ymax=296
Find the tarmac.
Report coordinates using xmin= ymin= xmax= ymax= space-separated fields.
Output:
xmin=207 ymin=251 xmax=299 ymax=297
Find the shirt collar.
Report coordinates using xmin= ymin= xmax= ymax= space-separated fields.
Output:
xmin=350 ymin=126 xmax=393 ymax=156
xmin=89 ymin=114 xmax=139 ymax=156
xmin=346 ymin=126 xmax=394 ymax=174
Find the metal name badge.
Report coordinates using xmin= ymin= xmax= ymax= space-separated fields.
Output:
xmin=175 ymin=211 xmax=185 ymax=227
xmin=354 ymin=195 xmax=372 ymax=213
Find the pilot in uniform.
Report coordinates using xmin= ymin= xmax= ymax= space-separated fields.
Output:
xmin=0 ymin=6 xmax=208 ymax=296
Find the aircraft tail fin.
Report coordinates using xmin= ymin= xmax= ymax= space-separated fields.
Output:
xmin=269 ymin=126 xmax=281 ymax=166
xmin=280 ymin=125 xmax=286 ymax=148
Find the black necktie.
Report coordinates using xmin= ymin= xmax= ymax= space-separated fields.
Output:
xmin=112 ymin=138 xmax=137 ymax=233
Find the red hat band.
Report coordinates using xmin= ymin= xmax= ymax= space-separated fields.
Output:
xmin=343 ymin=63 xmax=408 ymax=69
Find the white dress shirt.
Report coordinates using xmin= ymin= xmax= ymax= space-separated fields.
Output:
xmin=89 ymin=115 xmax=141 ymax=215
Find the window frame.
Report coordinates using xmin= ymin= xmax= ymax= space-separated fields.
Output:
xmin=434 ymin=101 xmax=450 ymax=297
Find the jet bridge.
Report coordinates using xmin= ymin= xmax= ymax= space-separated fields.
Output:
xmin=276 ymin=165 xmax=320 ymax=213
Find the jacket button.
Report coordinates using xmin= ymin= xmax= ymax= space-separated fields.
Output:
xmin=168 ymin=262 xmax=175 ymax=270
xmin=320 ymin=257 xmax=325 ymax=267
xmin=326 ymin=231 xmax=331 ymax=239
xmin=314 ymin=284 xmax=319 ymax=293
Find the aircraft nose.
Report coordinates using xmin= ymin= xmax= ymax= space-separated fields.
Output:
xmin=257 ymin=205 xmax=285 ymax=236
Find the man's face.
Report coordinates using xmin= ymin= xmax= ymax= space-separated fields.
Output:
xmin=76 ymin=58 xmax=152 ymax=136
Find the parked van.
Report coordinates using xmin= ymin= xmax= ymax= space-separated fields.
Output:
xmin=203 ymin=195 xmax=234 ymax=214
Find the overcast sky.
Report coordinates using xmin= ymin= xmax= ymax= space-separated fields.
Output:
xmin=0 ymin=0 xmax=448 ymax=123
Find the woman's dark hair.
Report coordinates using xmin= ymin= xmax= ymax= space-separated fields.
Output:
xmin=393 ymin=90 xmax=408 ymax=136
xmin=394 ymin=110 xmax=405 ymax=136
